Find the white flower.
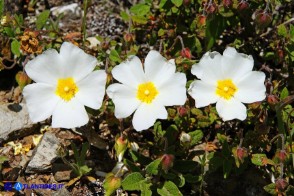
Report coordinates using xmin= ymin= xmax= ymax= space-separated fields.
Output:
xmin=188 ymin=47 xmax=266 ymax=121
xmin=23 ymin=42 xmax=107 ymax=128
xmin=106 ymin=51 xmax=187 ymax=131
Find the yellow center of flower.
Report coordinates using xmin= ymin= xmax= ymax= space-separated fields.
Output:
xmin=216 ymin=79 xmax=238 ymax=100
xmin=136 ymin=82 xmax=158 ymax=104
xmin=55 ymin=78 xmax=79 ymax=101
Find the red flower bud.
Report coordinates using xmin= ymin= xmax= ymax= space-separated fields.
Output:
xmin=198 ymin=15 xmax=206 ymax=26
xmin=178 ymin=106 xmax=188 ymax=117
xmin=276 ymin=149 xmax=287 ymax=162
xmin=275 ymin=178 xmax=288 ymax=191
xmin=236 ymin=147 xmax=248 ymax=160
xmin=123 ymin=33 xmax=135 ymax=43
xmin=15 ymin=71 xmax=31 ymax=90
xmin=161 ymin=154 xmax=174 ymax=173
xmin=237 ymin=0 xmax=249 ymax=11
xmin=253 ymin=10 xmax=272 ymax=29
xmin=223 ymin=0 xmax=232 ymax=8
xmin=183 ymin=0 xmax=191 ymax=6
xmin=267 ymin=95 xmax=279 ymax=105
xmin=181 ymin=48 xmax=192 ymax=59
xmin=205 ymin=3 xmax=217 ymax=14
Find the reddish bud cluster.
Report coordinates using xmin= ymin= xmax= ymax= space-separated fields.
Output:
xmin=181 ymin=48 xmax=192 ymax=59
xmin=253 ymin=10 xmax=272 ymax=29
xmin=161 ymin=154 xmax=174 ymax=173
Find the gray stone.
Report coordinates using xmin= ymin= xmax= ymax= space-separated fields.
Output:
xmin=52 ymin=187 xmax=71 ymax=196
xmin=0 ymin=103 xmax=35 ymax=143
xmin=26 ymin=133 xmax=60 ymax=173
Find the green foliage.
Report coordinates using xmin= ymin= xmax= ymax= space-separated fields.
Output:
xmin=11 ymin=39 xmax=20 ymax=57
xmin=36 ymin=10 xmax=50 ymax=30
xmin=157 ymin=181 xmax=183 ymax=196
xmin=0 ymin=155 xmax=8 ymax=171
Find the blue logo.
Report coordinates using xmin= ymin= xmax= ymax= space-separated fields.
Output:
xmin=4 ymin=182 xmax=13 ymax=191
xmin=14 ymin=182 xmax=23 ymax=191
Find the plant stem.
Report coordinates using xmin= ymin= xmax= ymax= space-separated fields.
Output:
xmin=82 ymin=0 xmax=89 ymax=49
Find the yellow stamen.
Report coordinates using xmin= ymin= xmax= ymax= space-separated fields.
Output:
xmin=137 ymin=82 xmax=158 ymax=104
xmin=55 ymin=78 xmax=79 ymax=101
xmin=216 ymin=79 xmax=238 ymax=100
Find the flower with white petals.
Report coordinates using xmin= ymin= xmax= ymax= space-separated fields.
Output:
xmin=106 ymin=51 xmax=187 ymax=131
xmin=23 ymin=42 xmax=107 ymax=128
xmin=188 ymin=47 xmax=266 ymax=121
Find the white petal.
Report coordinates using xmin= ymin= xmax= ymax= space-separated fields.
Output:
xmin=216 ymin=98 xmax=247 ymax=121
xmin=25 ymin=49 xmax=62 ymax=85
xmin=59 ymin=42 xmax=97 ymax=82
xmin=51 ymin=97 xmax=89 ymax=128
xmin=144 ymin=51 xmax=176 ymax=87
xmin=188 ymin=80 xmax=219 ymax=108
xmin=234 ymin=71 xmax=266 ymax=103
xmin=75 ymin=70 xmax=107 ymax=109
xmin=221 ymin=47 xmax=254 ymax=80
xmin=111 ymin=55 xmax=145 ymax=88
xmin=191 ymin=51 xmax=222 ymax=81
xmin=132 ymin=103 xmax=167 ymax=131
xmin=23 ymin=83 xmax=59 ymax=122
xmin=106 ymin=83 xmax=141 ymax=118
xmin=156 ymin=72 xmax=187 ymax=106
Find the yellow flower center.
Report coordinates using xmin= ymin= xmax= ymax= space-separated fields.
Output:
xmin=216 ymin=79 xmax=238 ymax=100
xmin=55 ymin=78 xmax=79 ymax=101
xmin=136 ymin=82 xmax=158 ymax=104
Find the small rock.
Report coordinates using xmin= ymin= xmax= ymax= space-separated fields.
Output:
xmin=0 ymin=103 xmax=35 ymax=143
xmin=52 ymin=163 xmax=72 ymax=182
xmin=50 ymin=3 xmax=81 ymax=18
xmin=26 ymin=133 xmax=60 ymax=173
xmin=52 ymin=187 xmax=71 ymax=196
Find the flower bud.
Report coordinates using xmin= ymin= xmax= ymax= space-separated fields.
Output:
xmin=237 ymin=0 xmax=249 ymax=12
xmin=236 ymin=147 xmax=248 ymax=160
xmin=161 ymin=154 xmax=174 ymax=173
xmin=197 ymin=15 xmax=206 ymax=26
xmin=183 ymin=0 xmax=191 ymax=6
xmin=205 ymin=3 xmax=217 ymax=14
xmin=275 ymin=178 xmax=288 ymax=191
xmin=178 ymin=106 xmax=188 ymax=117
xmin=276 ymin=149 xmax=287 ymax=162
xmin=223 ymin=0 xmax=232 ymax=8
xmin=123 ymin=33 xmax=135 ymax=43
xmin=114 ymin=135 xmax=128 ymax=162
xmin=180 ymin=132 xmax=191 ymax=144
xmin=15 ymin=71 xmax=31 ymax=90
xmin=130 ymin=142 xmax=139 ymax=152
xmin=181 ymin=48 xmax=192 ymax=59
xmin=253 ymin=10 xmax=272 ymax=29
xmin=103 ymin=173 xmax=122 ymax=196
xmin=267 ymin=95 xmax=279 ymax=105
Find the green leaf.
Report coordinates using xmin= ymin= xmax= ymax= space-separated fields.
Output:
xmin=157 ymin=181 xmax=183 ymax=196
xmin=171 ymin=0 xmax=183 ymax=7
xmin=159 ymin=0 xmax=168 ymax=8
xmin=122 ymin=172 xmax=144 ymax=191
xmin=109 ymin=50 xmax=121 ymax=63
xmin=158 ymin=28 xmax=165 ymax=37
xmin=0 ymin=0 xmax=4 ymax=17
xmin=263 ymin=183 xmax=277 ymax=195
xmin=277 ymin=24 xmax=287 ymax=37
xmin=290 ymin=25 xmax=294 ymax=41
xmin=174 ymin=174 xmax=185 ymax=188
xmin=130 ymin=4 xmax=150 ymax=16
xmin=11 ymin=40 xmax=20 ymax=57
xmin=280 ymin=87 xmax=289 ymax=100
xmin=205 ymin=15 xmax=226 ymax=50
xmin=131 ymin=15 xmax=148 ymax=24
xmin=286 ymin=185 xmax=294 ymax=195
xmin=36 ymin=10 xmax=50 ymax=30
xmin=79 ymin=165 xmax=92 ymax=175
xmin=251 ymin=154 xmax=267 ymax=166
xmin=223 ymin=159 xmax=232 ymax=179
xmin=146 ymin=158 xmax=161 ymax=175
xmin=140 ymin=181 xmax=152 ymax=196
xmin=120 ymin=11 xmax=129 ymax=22
xmin=4 ymin=27 xmax=14 ymax=37
xmin=183 ymin=174 xmax=201 ymax=183
xmin=189 ymin=130 xmax=203 ymax=146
